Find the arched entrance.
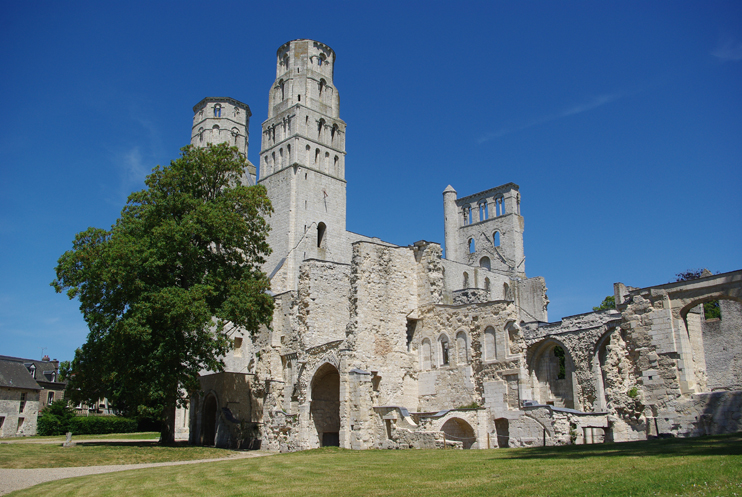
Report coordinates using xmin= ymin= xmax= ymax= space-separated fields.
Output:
xmin=441 ymin=417 xmax=476 ymax=449
xmin=529 ymin=340 xmax=577 ymax=409
xmin=494 ymin=418 xmax=509 ymax=448
xmin=201 ymin=394 xmax=218 ymax=446
xmin=310 ymin=363 xmax=340 ymax=447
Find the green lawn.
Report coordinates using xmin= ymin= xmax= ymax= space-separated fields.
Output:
xmin=0 ymin=441 xmax=232 ymax=469
xmin=0 ymin=432 xmax=159 ymax=443
xmin=7 ymin=434 xmax=742 ymax=497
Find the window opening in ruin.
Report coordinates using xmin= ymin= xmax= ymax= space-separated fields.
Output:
xmin=319 ymin=78 xmax=326 ymax=97
xmin=468 ymin=238 xmax=475 ymax=253
xmin=456 ymin=331 xmax=468 ymax=364
xmin=315 ymin=149 xmax=320 ymax=164
xmin=503 ymin=283 xmax=510 ymax=300
xmin=19 ymin=393 xmax=26 ymax=412
xmin=47 ymin=391 xmax=54 ymax=404
xmin=553 ymin=346 xmax=566 ymax=379
xmin=317 ymin=222 xmax=326 ymax=248
xmin=198 ymin=127 xmax=204 ymax=143
xmin=480 ymin=256 xmax=491 ymax=270
xmin=232 ymin=128 xmax=239 ymax=145
xmin=287 ymin=145 xmax=291 ymax=164
xmin=493 ymin=231 xmax=500 ymax=247
xmin=406 ymin=319 xmax=416 ymax=351
xmin=484 ymin=277 xmax=491 ymax=294
xmin=421 ymin=339 xmax=432 ymax=369
xmin=233 ymin=337 xmax=243 ymax=357
xmin=480 ymin=202 xmax=488 ymax=221
xmin=278 ymin=80 xmax=285 ymax=101
xmin=334 ymin=156 xmax=339 ymax=175
xmin=298 ymin=94 xmax=301 ymax=101
xmin=484 ymin=326 xmax=496 ymax=360
xmin=439 ymin=335 xmax=450 ymax=366
xmin=468 ymin=207 xmax=473 ymax=224
xmin=214 ymin=104 xmax=221 ymax=117
xmin=311 ymin=364 xmax=340 ymax=447
xmin=16 ymin=418 xmax=24 ymax=432
xmin=463 ymin=272 xmax=469 ymax=288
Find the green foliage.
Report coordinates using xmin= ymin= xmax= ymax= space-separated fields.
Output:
xmin=628 ymin=386 xmax=639 ymax=398
xmin=553 ymin=345 xmax=566 ymax=380
xmin=37 ymin=400 xmax=77 ymax=436
xmin=458 ymin=402 xmax=480 ymax=409
xmin=52 ymin=144 xmax=274 ymax=442
xmin=703 ymin=300 xmax=721 ymax=320
xmin=593 ymin=295 xmax=615 ymax=312
xmin=68 ymin=416 xmax=138 ymax=435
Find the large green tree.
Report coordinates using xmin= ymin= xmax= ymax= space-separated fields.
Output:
xmin=52 ymin=144 xmax=274 ymax=442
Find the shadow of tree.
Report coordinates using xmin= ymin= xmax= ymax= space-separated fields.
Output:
xmin=488 ymin=433 xmax=742 ymax=460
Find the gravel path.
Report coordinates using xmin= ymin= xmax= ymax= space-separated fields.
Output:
xmin=0 ymin=450 xmax=273 ymax=495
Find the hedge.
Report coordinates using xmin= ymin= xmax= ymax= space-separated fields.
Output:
xmin=68 ymin=415 xmax=138 ymax=435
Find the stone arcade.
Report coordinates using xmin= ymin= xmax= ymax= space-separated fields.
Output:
xmin=183 ymin=39 xmax=742 ymax=450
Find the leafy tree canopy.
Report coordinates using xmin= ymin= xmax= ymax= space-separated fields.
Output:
xmin=52 ymin=144 xmax=274 ymax=442
xmin=593 ymin=295 xmax=616 ymax=312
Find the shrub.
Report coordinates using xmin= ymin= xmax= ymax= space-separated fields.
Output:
xmin=628 ymin=387 xmax=639 ymax=399
xmin=37 ymin=400 xmax=76 ymax=436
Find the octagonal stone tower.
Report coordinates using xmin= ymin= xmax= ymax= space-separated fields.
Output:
xmin=191 ymin=97 xmax=256 ymax=184
xmin=259 ymin=40 xmax=348 ymax=292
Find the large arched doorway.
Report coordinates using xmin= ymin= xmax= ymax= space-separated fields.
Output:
xmin=529 ymin=340 xmax=576 ymax=409
xmin=441 ymin=417 xmax=476 ymax=449
xmin=310 ymin=363 xmax=340 ymax=447
xmin=201 ymin=394 xmax=218 ymax=446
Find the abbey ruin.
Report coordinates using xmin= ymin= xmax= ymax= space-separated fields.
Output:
xmin=182 ymin=39 xmax=742 ymax=450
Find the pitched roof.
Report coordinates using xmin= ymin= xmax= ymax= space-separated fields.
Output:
xmin=0 ymin=359 xmax=42 ymax=390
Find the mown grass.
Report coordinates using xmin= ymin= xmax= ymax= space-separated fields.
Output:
xmin=0 ymin=441 xmax=231 ymax=469
xmin=8 ymin=434 xmax=742 ymax=497
xmin=0 ymin=432 xmax=159 ymax=443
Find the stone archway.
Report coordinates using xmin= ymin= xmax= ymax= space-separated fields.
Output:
xmin=529 ymin=339 xmax=577 ymax=409
xmin=310 ymin=363 xmax=340 ymax=447
xmin=441 ymin=417 xmax=476 ymax=449
xmin=201 ymin=394 xmax=218 ymax=446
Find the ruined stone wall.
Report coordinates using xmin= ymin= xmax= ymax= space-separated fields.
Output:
xmin=0 ymin=388 xmax=39 ymax=437
xmin=703 ymin=300 xmax=742 ymax=391
xmin=345 ymin=242 xmax=418 ymax=409
xmin=297 ymin=260 xmax=350 ymax=349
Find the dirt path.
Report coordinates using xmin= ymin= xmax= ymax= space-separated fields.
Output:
xmin=0 ymin=450 xmax=273 ymax=495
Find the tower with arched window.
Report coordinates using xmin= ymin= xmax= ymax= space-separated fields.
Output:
xmin=191 ymin=97 xmax=255 ymax=184
xmin=259 ymin=40 xmax=349 ymax=293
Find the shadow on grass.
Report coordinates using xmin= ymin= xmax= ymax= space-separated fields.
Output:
xmin=75 ymin=441 xmax=195 ymax=448
xmin=493 ymin=433 xmax=742 ymax=460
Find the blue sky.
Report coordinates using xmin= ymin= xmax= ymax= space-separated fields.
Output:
xmin=1 ymin=1 xmax=740 ymax=362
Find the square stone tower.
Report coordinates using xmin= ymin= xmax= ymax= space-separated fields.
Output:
xmin=259 ymin=40 xmax=348 ymax=292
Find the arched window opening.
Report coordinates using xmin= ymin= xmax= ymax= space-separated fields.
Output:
xmin=317 ymin=222 xmax=326 ymax=248
xmin=553 ymin=346 xmax=566 ymax=380
xmin=479 ymin=257 xmax=491 ymax=270
xmin=272 ymin=151 xmax=276 ymax=170
xmin=479 ymin=202 xmax=488 ymax=221
xmin=287 ymin=144 xmax=291 ymax=164
xmin=421 ymin=339 xmax=432 ymax=370
xmin=484 ymin=326 xmax=496 ymax=360
xmin=324 ymin=152 xmax=330 ymax=172
xmin=314 ymin=148 xmax=320 ymax=165
xmin=278 ymin=80 xmax=285 ymax=101
xmin=212 ymin=124 xmax=220 ymax=141
xmin=493 ymin=231 xmax=500 ymax=247
xmin=231 ymin=128 xmax=239 ymax=145
xmin=331 ymin=124 xmax=338 ymax=144
xmin=318 ymin=118 xmax=325 ymax=139
xmin=484 ymin=277 xmax=491 ymax=294
xmin=279 ymin=148 xmax=284 ymax=169
xmin=334 ymin=155 xmax=339 ymax=175
xmin=468 ymin=207 xmax=473 ymax=224
xmin=463 ymin=272 xmax=469 ymax=288
xmin=439 ymin=335 xmax=450 ymax=366
xmin=503 ymin=283 xmax=510 ymax=300
xmin=456 ymin=331 xmax=468 ymax=364
xmin=319 ymin=78 xmax=326 ymax=97
xmin=214 ymin=104 xmax=221 ymax=118
xmin=198 ymin=127 xmax=204 ymax=143
xmin=319 ymin=53 xmax=326 ymax=66
xmin=440 ymin=418 xmax=476 ymax=449
xmin=310 ymin=363 xmax=340 ymax=447
xmin=501 ymin=198 xmax=506 ymax=215
xmin=468 ymin=238 xmax=475 ymax=253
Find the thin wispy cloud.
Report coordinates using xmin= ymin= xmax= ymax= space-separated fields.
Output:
xmin=478 ymin=92 xmax=623 ymax=143
xmin=712 ymin=36 xmax=742 ymax=62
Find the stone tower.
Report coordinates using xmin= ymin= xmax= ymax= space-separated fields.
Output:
xmin=443 ymin=183 xmax=525 ymax=278
xmin=259 ymin=39 xmax=348 ymax=292
xmin=191 ymin=97 xmax=256 ymax=184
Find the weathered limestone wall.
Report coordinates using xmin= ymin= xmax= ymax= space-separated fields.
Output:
xmin=0 ymin=388 xmax=39 ymax=437
xmin=346 ymin=242 xmax=418 ymax=409
xmin=297 ymin=260 xmax=350 ymax=349
xmin=703 ymin=300 xmax=742 ymax=391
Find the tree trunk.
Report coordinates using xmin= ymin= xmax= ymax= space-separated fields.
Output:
xmin=160 ymin=401 xmax=177 ymax=444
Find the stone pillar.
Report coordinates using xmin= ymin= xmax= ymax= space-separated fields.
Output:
xmin=443 ymin=185 xmax=459 ymax=262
